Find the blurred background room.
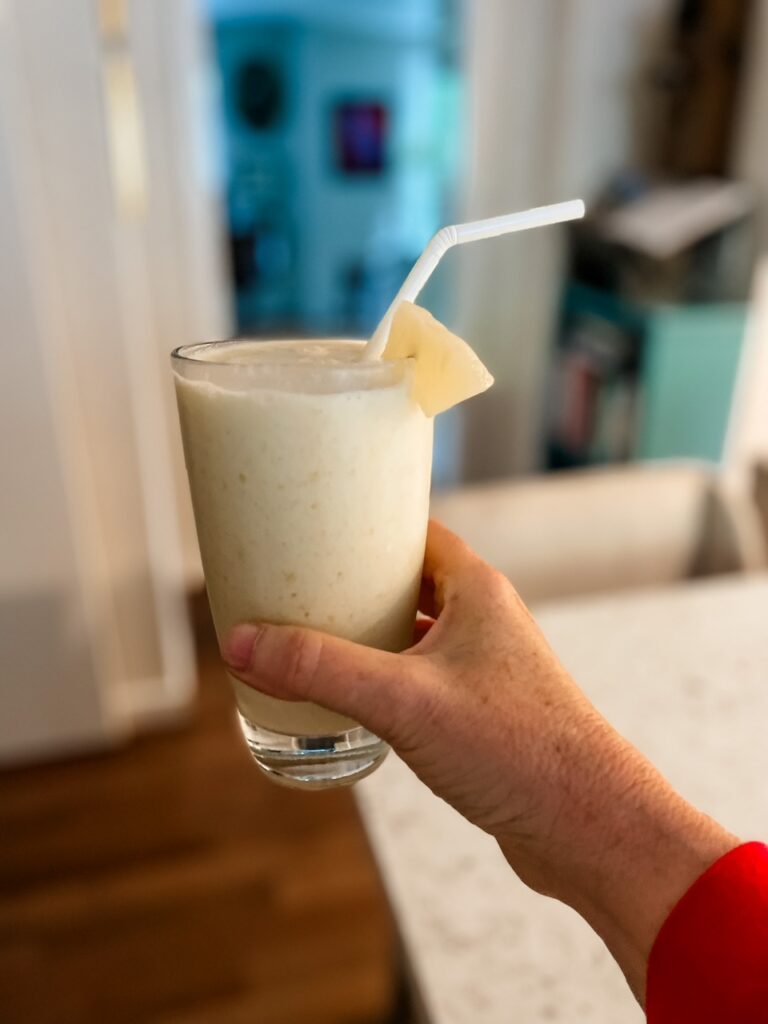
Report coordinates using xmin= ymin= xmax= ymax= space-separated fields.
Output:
xmin=1 ymin=0 xmax=767 ymax=1022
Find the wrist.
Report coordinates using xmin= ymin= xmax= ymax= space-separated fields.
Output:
xmin=496 ymin=730 xmax=738 ymax=1002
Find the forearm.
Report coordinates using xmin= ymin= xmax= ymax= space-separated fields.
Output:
xmin=497 ymin=725 xmax=738 ymax=1003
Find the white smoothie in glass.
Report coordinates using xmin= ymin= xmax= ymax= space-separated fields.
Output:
xmin=173 ymin=339 xmax=433 ymax=741
xmin=171 ymin=202 xmax=579 ymax=788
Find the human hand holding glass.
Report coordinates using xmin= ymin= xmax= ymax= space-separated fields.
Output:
xmin=222 ymin=520 xmax=738 ymax=1004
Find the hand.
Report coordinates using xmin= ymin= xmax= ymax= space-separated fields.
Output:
xmin=222 ymin=520 xmax=737 ymax=1003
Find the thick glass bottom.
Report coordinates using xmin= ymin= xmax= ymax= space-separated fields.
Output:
xmin=237 ymin=712 xmax=389 ymax=790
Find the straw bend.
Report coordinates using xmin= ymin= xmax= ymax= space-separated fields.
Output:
xmin=434 ymin=225 xmax=460 ymax=252
xmin=365 ymin=198 xmax=585 ymax=358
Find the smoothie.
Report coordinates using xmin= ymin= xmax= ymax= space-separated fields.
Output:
xmin=173 ymin=340 xmax=433 ymax=739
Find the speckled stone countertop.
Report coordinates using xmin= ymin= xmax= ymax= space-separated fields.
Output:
xmin=356 ymin=574 xmax=768 ymax=1024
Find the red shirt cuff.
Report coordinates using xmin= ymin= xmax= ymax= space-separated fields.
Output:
xmin=646 ymin=841 xmax=768 ymax=1023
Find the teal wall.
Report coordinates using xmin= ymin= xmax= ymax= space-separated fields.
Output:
xmin=208 ymin=0 xmax=462 ymax=333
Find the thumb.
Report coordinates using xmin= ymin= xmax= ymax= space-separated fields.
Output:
xmin=222 ymin=622 xmax=434 ymax=744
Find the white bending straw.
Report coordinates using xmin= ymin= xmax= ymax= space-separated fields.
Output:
xmin=364 ymin=198 xmax=585 ymax=359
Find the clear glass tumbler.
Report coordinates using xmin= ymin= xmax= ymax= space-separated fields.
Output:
xmin=171 ymin=339 xmax=433 ymax=789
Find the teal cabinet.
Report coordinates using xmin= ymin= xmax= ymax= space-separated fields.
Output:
xmin=549 ymin=284 xmax=747 ymax=467
xmin=636 ymin=305 xmax=747 ymax=462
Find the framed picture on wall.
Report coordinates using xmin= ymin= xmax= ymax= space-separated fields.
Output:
xmin=332 ymin=100 xmax=388 ymax=174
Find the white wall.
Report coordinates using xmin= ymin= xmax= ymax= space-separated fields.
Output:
xmin=0 ymin=2 xmax=111 ymax=759
xmin=734 ymin=0 xmax=768 ymax=250
xmin=0 ymin=128 xmax=108 ymax=760
xmin=131 ymin=0 xmax=233 ymax=588
xmin=0 ymin=0 xmax=228 ymax=762
xmin=455 ymin=0 xmax=673 ymax=478
xmin=724 ymin=259 xmax=768 ymax=487
xmin=729 ymin=0 xmax=768 ymax=482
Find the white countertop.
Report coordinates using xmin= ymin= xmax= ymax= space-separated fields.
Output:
xmin=356 ymin=573 xmax=768 ymax=1024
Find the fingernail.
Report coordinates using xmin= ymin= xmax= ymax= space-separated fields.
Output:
xmin=222 ymin=624 xmax=261 ymax=671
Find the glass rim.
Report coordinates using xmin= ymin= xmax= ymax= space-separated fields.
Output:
xmin=170 ymin=338 xmax=412 ymax=394
xmin=170 ymin=337 xmax=410 ymax=370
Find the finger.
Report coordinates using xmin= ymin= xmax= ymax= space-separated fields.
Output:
xmin=422 ymin=518 xmax=484 ymax=613
xmin=221 ymin=623 xmax=435 ymax=744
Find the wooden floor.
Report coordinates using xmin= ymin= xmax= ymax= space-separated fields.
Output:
xmin=0 ymin=619 xmax=397 ymax=1024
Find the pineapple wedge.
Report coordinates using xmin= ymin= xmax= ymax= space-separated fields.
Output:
xmin=383 ymin=301 xmax=494 ymax=417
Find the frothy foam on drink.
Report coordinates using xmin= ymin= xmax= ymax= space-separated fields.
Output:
xmin=178 ymin=340 xmax=410 ymax=395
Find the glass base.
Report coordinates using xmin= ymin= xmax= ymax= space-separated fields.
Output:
xmin=237 ymin=712 xmax=389 ymax=790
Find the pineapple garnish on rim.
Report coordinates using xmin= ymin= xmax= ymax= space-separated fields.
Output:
xmin=382 ymin=301 xmax=494 ymax=417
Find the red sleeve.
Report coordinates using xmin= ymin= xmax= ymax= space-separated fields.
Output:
xmin=646 ymin=841 xmax=768 ymax=1023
